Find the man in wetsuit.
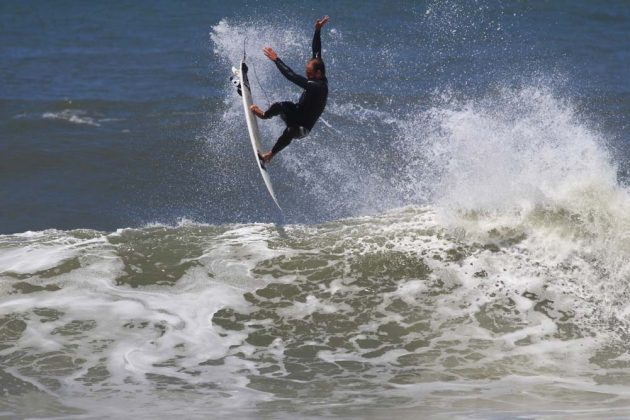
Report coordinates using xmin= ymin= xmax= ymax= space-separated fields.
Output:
xmin=250 ymin=15 xmax=329 ymax=163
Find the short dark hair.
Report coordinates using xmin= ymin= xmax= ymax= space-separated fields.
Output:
xmin=310 ymin=58 xmax=325 ymax=77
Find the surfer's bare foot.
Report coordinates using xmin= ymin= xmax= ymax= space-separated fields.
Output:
xmin=260 ymin=151 xmax=274 ymax=163
xmin=250 ymin=105 xmax=265 ymax=119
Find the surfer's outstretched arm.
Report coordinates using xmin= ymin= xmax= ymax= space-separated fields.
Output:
xmin=312 ymin=15 xmax=328 ymax=59
xmin=275 ymin=59 xmax=309 ymax=88
xmin=312 ymin=29 xmax=321 ymax=59
xmin=263 ymin=47 xmax=308 ymax=89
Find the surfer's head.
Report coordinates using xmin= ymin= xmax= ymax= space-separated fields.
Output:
xmin=306 ymin=58 xmax=325 ymax=79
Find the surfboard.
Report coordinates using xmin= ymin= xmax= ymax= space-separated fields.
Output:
xmin=232 ymin=59 xmax=281 ymax=210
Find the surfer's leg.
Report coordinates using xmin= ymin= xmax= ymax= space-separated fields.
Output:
xmin=259 ymin=127 xmax=296 ymax=163
xmin=251 ymin=102 xmax=287 ymax=119
xmin=261 ymin=126 xmax=310 ymax=163
xmin=261 ymin=101 xmax=298 ymax=122
xmin=272 ymin=126 xmax=309 ymax=153
xmin=270 ymin=127 xmax=295 ymax=155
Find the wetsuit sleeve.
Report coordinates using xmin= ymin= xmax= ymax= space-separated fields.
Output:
xmin=312 ymin=28 xmax=321 ymax=59
xmin=274 ymin=58 xmax=308 ymax=89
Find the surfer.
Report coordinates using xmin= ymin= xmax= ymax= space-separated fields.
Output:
xmin=250 ymin=15 xmax=329 ymax=163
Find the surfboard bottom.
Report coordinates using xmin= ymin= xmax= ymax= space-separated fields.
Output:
xmin=238 ymin=57 xmax=281 ymax=209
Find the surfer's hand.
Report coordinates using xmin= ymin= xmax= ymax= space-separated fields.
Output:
xmin=263 ymin=47 xmax=278 ymax=62
xmin=315 ymin=16 xmax=329 ymax=30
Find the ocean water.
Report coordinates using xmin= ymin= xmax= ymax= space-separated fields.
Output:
xmin=1 ymin=0 xmax=630 ymax=418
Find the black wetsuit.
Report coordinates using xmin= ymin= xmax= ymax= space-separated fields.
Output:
xmin=261 ymin=28 xmax=328 ymax=155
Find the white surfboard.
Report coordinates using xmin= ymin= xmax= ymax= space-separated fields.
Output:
xmin=232 ymin=59 xmax=281 ymax=210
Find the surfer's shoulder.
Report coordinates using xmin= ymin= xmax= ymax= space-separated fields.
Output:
xmin=307 ymin=78 xmax=327 ymax=89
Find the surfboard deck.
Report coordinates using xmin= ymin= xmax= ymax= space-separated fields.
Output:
xmin=232 ymin=59 xmax=281 ymax=210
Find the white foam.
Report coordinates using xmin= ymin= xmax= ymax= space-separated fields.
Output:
xmin=0 ymin=209 xmax=628 ymax=417
xmin=277 ymin=294 xmax=346 ymax=318
xmin=0 ymin=245 xmax=77 ymax=274
xmin=42 ymin=109 xmax=101 ymax=127
xmin=0 ymin=232 xmax=108 ymax=275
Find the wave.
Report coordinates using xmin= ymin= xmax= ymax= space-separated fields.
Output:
xmin=42 ymin=109 xmax=102 ymax=127
xmin=1 ymin=201 xmax=630 ymax=416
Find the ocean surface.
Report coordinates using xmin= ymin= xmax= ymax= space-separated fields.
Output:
xmin=1 ymin=0 xmax=629 ymax=418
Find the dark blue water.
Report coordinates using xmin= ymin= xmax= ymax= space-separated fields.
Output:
xmin=1 ymin=0 xmax=628 ymax=234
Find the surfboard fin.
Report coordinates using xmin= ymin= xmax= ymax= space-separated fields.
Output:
xmin=230 ymin=67 xmax=242 ymax=96
xmin=230 ymin=76 xmax=242 ymax=96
